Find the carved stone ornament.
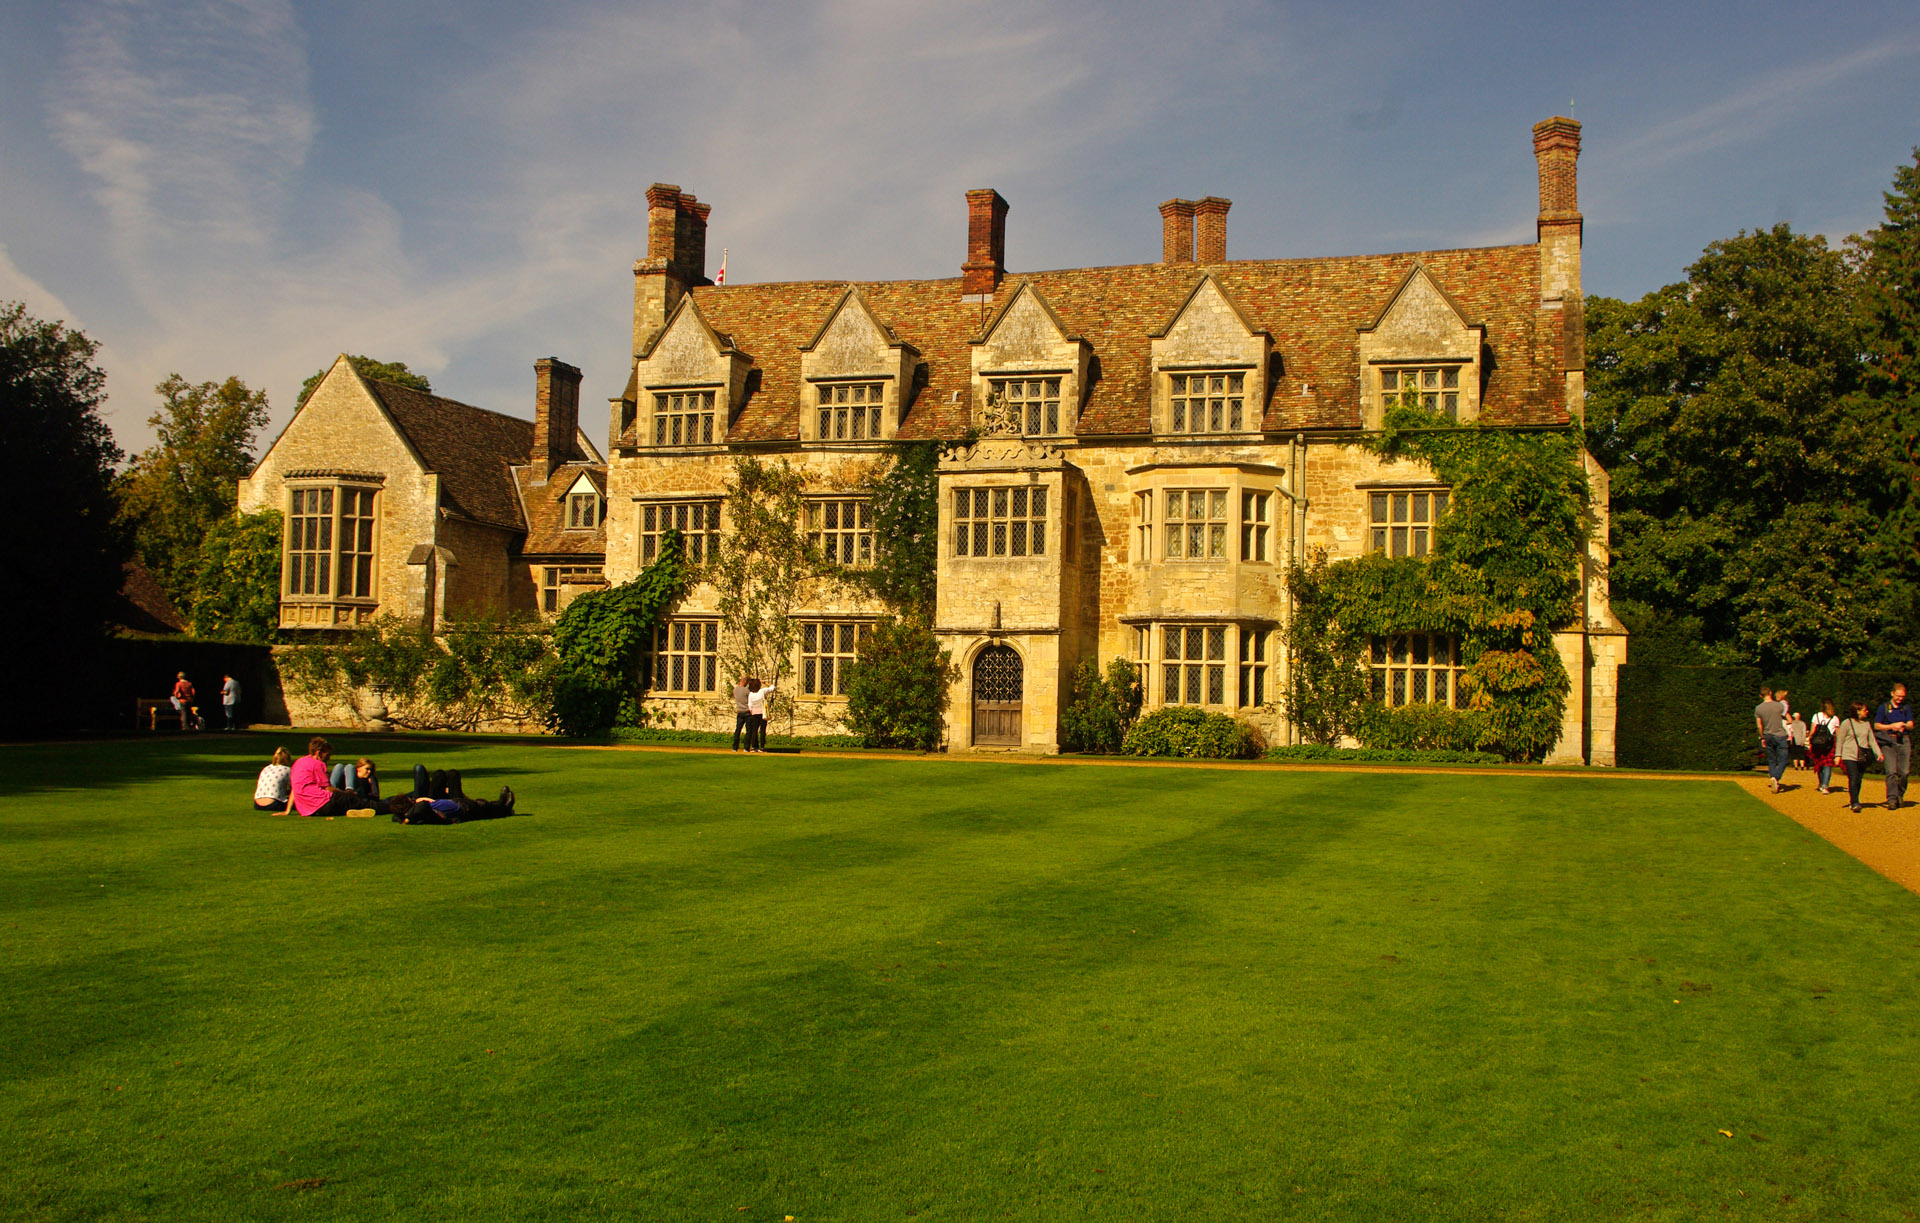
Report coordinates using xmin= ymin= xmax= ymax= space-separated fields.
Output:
xmin=981 ymin=389 xmax=1023 ymax=438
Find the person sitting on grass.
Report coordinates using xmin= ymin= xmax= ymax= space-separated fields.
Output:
xmin=328 ymin=757 xmax=380 ymax=802
xmin=253 ymin=746 xmax=294 ymax=813
xmin=289 ymin=736 xmax=381 ymax=819
xmin=385 ymin=764 xmax=517 ymax=824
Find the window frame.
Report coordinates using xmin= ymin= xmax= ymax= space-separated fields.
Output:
xmin=1161 ymin=488 xmax=1231 ymax=562
xmin=646 ymin=618 xmax=720 ymax=694
xmin=1377 ymin=363 xmax=1467 ymax=420
xmin=798 ymin=620 xmax=873 ymax=698
xmin=566 ymin=490 xmax=600 ymax=530
xmin=987 ymin=375 xmax=1068 ymax=437
xmin=1369 ymin=632 xmax=1466 ymax=708
xmin=1134 ymin=622 xmax=1271 ymax=710
xmin=1165 ymin=369 xmax=1251 ymax=435
xmin=1366 ymin=487 xmax=1449 ymax=558
xmin=650 ymin=385 xmax=721 ymax=447
xmin=812 ymin=380 xmax=887 ymax=442
xmin=806 ymin=497 xmax=874 ymax=567
xmin=638 ymin=499 xmax=721 ymax=566
xmin=542 ymin=565 xmax=600 ymax=613
xmin=283 ymin=482 xmax=380 ymax=603
xmin=952 ymin=484 xmax=1049 ymax=559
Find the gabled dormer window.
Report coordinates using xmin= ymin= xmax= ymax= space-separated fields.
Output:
xmin=567 ymin=491 xmax=599 ymax=529
xmin=653 ymin=388 xmax=719 ymax=446
xmin=987 ymin=377 xmax=1065 ymax=436
xmin=815 ymin=382 xmax=886 ymax=441
xmin=1167 ymin=372 xmax=1248 ymax=434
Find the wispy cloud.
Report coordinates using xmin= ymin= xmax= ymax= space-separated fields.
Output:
xmin=1607 ymin=39 xmax=1916 ymax=172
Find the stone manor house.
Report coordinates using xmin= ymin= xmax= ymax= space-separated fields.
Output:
xmin=242 ymin=116 xmax=1624 ymax=763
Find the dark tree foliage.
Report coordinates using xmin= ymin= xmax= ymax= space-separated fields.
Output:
xmin=116 ymin=374 xmax=270 ymax=608
xmin=1059 ymin=657 xmax=1144 ymax=754
xmin=0 ymin=302 xmax=125 ymax=733
xmin=296 ymin=355 xmax=430 ymax=410
xmin=843 ymin=617 xmax=958 ymax=750
xmin=853 ymin=440 xmax=942 ymax=619
xmin=1858 ymin=149 xmax=1920 ymax=573
xmin=1585 ymin=224 xmax=1910 ymax=671
xmin=188 ymin=509 xmax=283 ymax=643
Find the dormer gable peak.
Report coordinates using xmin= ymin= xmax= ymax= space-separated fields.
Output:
xmin=638 ymin=293 xmax=738 ymax=362
xmin=972 ymin=280 xmax=1079 ymax=347
xmin=1359 ymin=263 xmax=1480 ymax=336
xmin=1148 ymin=274 xmax=1268 ymax=342
xmin=799 ymin=286 xmax=917 ymax=355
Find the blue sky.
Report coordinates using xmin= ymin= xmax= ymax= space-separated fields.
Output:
xmin=2 ymin=0 xmax=1917 ymax=451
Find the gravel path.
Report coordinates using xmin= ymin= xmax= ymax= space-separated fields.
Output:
xmin=1739 ymin=774 xmax=1920 ymax=896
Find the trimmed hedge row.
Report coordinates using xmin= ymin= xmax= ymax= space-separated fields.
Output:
xmin=38 ymin=637 xmax=279 ymax=734
xmin=1265 ymin=745 xmax=1506 ymax=765
xmin=1617 ymin=664 xmax=1910 ymax=771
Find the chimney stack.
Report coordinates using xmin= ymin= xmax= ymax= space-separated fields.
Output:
xmin=635 ymin=183 xmax=712 ymax=352
xmin=532 ymin=357 xmax=583 ymax=482
xmin=1195 ymin=196 xmax=1231 ymax=263
xmin=961 ymin=188 xmax=1009 ymax=296
xmin=1159 ymin=199 xmax=1195 ymax=264
xmin=1532 ymin=117 xmax=1582 ymax=230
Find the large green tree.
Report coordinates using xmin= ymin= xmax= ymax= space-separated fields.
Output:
xmin=0 ymin=302 xmax=125 ymax=733
xmin=1585 ymin=224 xmax=1910 ymax=670
xmin=187 ymin=509 xmax=283 ymax=643
xmin=1857 ymin=149 xmax=1920 ymax=572
xmin=296 ymin=355 xmax=429 ymax=410
xmin=116 ymin=374 xmax=270 ymax=608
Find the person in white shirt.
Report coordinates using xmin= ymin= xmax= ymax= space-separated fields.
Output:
xmin=253 ymin=747 xmax=293 ymax=813
xmin=1809 ymin=700 xmax=1842 ymax=794
xmin=745 ymin=678 xmax=774 ymax=753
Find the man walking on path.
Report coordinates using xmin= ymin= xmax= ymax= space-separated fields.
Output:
xmin=732 ymin=675 xmax=752 ymax=751
xmin=1756 ymin=687 xmax=1791 ymax=794
xmin=1873 ymin=682 xmax=1913 ymax=810
xmin=220 ymin=673 xmax=241 ymax=731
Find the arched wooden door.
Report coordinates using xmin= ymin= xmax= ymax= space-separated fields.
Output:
xmin=972 ymin=644 xmax=1024 ymax=746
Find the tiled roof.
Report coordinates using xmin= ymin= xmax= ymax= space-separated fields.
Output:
xmin=114 ymin=560 xmax=186 ymax=635
xmin=364 ymin=380 xmax=533 ymax=531
xmin=513 ymin=462 xmax=609 ymax=558
xmin=687 ymin=243 xmax=1566 ymax=444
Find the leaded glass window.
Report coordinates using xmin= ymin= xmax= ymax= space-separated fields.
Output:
xmin=647 ymin=620 xmax=719 ymax=693
xmin=1380 ymin=366 xmax=1461 ymax=418
xmin=1367 ymin=489 xmax=1448 ymax=557
xmin=1168 ymin=371 xmax=1246 ymax=433
xmin=1164 ymin=489 xmax=1229 ymax=561
xmin=816 ymin=382 xmax=884 ymax=441
xmin=800 ymin=620 xmax=871 ymax=696
xmin=653 ymin=388 xmax=718 ymax=446
xmin=640 ymin=500 xmax=721 ymax=564
xmin=953 ymin=485 xmax=1048 ymax=558
xmin=990 ymin=377 xmax=1064 ymax=436
xmin=1369 ymin=633 xmax=1465 ymax=708
xmin=806 ymin=499 xmax=873 ymax=566
xmin=1161 ymin=624 xmax=1228 ymax=706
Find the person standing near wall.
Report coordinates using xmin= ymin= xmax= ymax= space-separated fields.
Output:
xmin=732 ymin=675 xmax=752 ymax=752
xmin=221 ymin=672 xmax=241 ymax=731
xmin=170 ymin=672 xmax=198 ymax=731
xmin=746 ymin=677 xmax=773 ymax=753
xmin=1755 ymin=686 xmax=1790 ymax=794
xmin=1872 ymin=683 xmax=1913 ymax=811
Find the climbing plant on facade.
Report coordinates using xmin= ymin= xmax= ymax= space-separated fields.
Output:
xmin=549 ymin=531 xmax=688 ymax=735
xmin=1285 ymin=398 xmax=1591 ymax=760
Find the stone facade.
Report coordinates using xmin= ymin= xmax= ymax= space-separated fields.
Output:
xmin=597 ymin=116 xmax=1624 ymax=761
xmin=238 ymin=356 xmax=607 ymax=632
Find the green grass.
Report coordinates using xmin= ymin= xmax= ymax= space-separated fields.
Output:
xmin=3 ymin=735 xmax=1918 ymax=1222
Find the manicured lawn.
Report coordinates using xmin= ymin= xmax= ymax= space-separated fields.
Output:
xmin=3 ymin=735 xmax=1917 ymax=1222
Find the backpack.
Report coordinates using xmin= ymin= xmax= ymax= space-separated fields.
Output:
xmin=1809 ymin=722 xmax=1834 ymax=755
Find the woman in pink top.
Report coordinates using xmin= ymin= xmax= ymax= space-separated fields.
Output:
xmin=290 ymin=736 xmax=378 ymax=818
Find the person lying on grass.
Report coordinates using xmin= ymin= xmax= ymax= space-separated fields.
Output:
xmin=288 ymin=737 xmax=381 ymax=818
xmin=328 ymin=757 xmax=379 ymax=802
xmin=386 ymin=764 xmax=517 ymax=825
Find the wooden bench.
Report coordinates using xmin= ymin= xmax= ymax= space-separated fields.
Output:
xmin=136 ymin=699 xmax=194 ymax=731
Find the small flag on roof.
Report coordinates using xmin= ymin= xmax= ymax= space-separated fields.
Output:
xmin=716 ymin=248 xmax=727 ymax=285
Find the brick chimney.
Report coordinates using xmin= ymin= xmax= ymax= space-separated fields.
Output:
xmin=1533 ymin=117 xmax=1582 ymax=230
xmin=1159 ymin=199 xmax=1195 ymax=263
xmin=633 ymin=184 xmax=711 ymax=353
xmin=532 ymin=357 xmax=583 ymax=482
xmin=961 ymin=188 xmax=1009 ymax=296
xmin=1195 ymin=196 xmax=1231 ymax=263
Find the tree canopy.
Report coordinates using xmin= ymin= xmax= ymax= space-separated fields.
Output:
xmin=115 ymin=374 xmax=271 ymax=609
xmin=1586 ymin=221 xmax=1914 ymax=671
xmin=296 ymin=355 xmax=429 ymax=410
xmin=1857 ymin=148 xmax=1920 ymax=569
xmin=0 ymin=302 xmax=125 ymax=732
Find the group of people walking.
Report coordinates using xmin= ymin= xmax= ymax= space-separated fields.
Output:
xmin=731 ymin=676 xmax=776 ymax=753
xmin=251 ymin=737 xmax=515 ymax=824
xmin=1755 ymin=683 xmax=1912 ymax=812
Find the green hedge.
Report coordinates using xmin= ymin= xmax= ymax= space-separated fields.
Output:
xmin=1265 ymin=744 xmax=1505 ymax=765
xmin=609 ymin=727 xmax=869 ymax=751
xmin=1121 ymin=707 xmax=1260 ymax=760
xmin=41 ymin=637 xmax=278 ymax=733
xmin=1617 ymin=664 xmax=1910 ymax=771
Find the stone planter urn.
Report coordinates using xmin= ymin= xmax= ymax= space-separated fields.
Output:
xmin=366 ymin=687 xmax=392 ymax=733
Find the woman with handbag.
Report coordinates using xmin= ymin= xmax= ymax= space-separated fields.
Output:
xmin=1835 ymin=700 xmax=1883 ymax=814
